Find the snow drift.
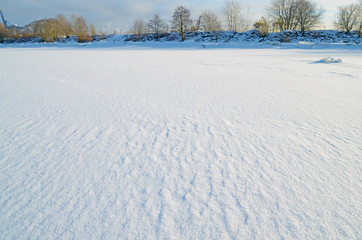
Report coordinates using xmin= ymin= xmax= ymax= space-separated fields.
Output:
xmin=314 ymin=57 xmax=342 ymax=63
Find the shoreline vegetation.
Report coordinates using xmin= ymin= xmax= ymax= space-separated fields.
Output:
xmin=1 ymin=0 xmax=361 ymax=44
xmin=1 ymin=30 xmax=361 ymax=45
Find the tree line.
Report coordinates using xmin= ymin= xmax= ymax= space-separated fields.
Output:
xmin=0 ymin=14 xmax=96 ymax=42
xmin=131 ymin=0 xmax=362 ymax=40
xmin=1 ymin=0 xmax=362 ymax=43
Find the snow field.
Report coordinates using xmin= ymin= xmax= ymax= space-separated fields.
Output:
xmin=0 ymin=48 xmax=361 ymax=239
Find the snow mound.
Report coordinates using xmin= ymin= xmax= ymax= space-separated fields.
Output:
xmin=314 ymin=57 xmax=342 ymax=64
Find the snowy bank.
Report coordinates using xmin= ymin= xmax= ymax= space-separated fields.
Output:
xmin=1 ymin=30 xmax=361 ymax=49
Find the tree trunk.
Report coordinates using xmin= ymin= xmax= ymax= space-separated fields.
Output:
xmin=180 ymin=14 xmax=184 ymax=41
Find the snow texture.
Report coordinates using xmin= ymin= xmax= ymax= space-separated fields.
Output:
xmin=1 ymin=47 xmax=362 ymax=240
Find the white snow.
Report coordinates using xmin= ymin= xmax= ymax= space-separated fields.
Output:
xmin=314 ymin=57 xmax=342 ymax=64
xmin=1 ymin=46 xmax=362 ymax=239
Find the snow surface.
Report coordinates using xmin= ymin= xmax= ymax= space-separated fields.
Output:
xmin=1 ymin=46 xmax=362 ymax=239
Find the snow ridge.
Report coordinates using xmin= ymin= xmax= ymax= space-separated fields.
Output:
xmin=123 ymin=30 xmax=362 ymax=44
xmin=1 ymin=30 xmax=362 ymax=47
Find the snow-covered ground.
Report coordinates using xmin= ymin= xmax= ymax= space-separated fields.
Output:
xmin=1 ymin=46 xmax=361 ymax=239
xmin=1 ymin=30 xmax=362 ymax=45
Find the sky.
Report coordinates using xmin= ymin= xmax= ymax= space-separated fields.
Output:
xmin=0 ymin=0 xmax=358 ymax=32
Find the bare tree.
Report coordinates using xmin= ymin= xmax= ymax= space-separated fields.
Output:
xmin=191 ymin=16 xmax=202 ymax=32
xmin=295 ymin=0 xmax=324 ymax=32
xmin=245 ymin=5 xmax=252 ymax=31
xmin=148 ymin=14 xmax=166 ymax=40
xmin=22 ymin=13 xmax=92 ymax=42
xmin=335 ymin=3 xmax=360 ymax=33
xmin=171 ymin=6 xmax=193 ymax=41
xmin=131 ymin=18 xmax=145 ymax=36
xmin=72 ymin=15 xmax=92 ymax=42
xmin=56 ymin=14 xmax=72 ymax=37
xmin=223 ymin=0 xmax=243 ymax=31
xmin=200 ymin=9 xmax=221 ymax=32
xmin=358 ymin=0 xmax=362 ymax=36
xmin=89 ymin=24 xmax=96 ymax=36
xmin=25 ymin=18 xmax=59 ymax=42
xmin=268 ymin=0 xmax=298 ymax=31
xmin=72 ymin=15 xmax=88 ymax=34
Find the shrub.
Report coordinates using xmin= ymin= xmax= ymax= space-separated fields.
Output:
xmin=77 ymin=34 xmax=93 ymax=42
xmin=254 ymin=17 xmax=269 ymax=37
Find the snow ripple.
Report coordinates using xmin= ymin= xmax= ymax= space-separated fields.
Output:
xmin=1 ymin=48 xmax=361 ymax=239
